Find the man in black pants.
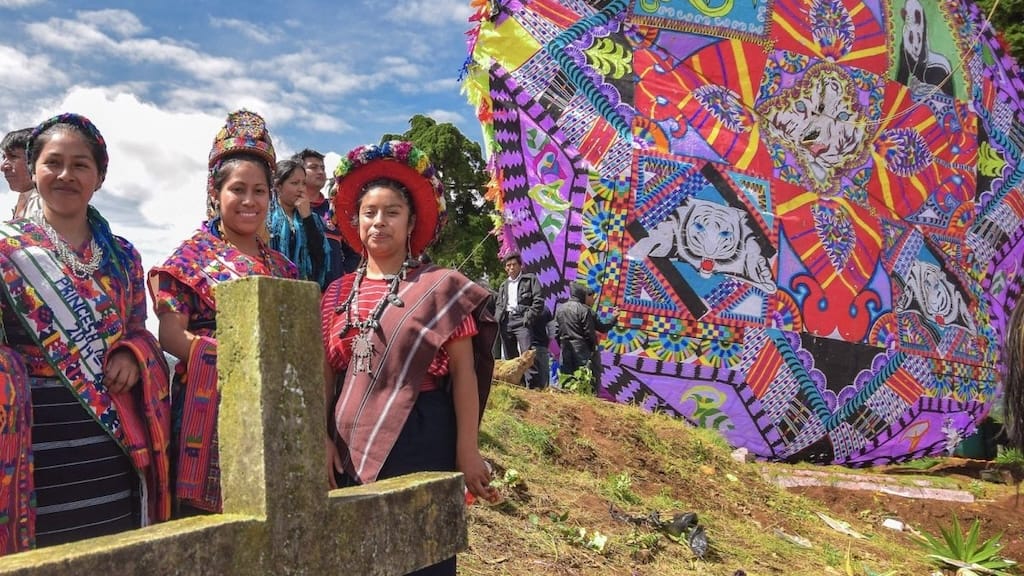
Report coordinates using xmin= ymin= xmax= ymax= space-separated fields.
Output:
xmin=495 ymin=253 xmax=545 ymax=388
xmin=554 ymin=283 xmax=616 ymax=390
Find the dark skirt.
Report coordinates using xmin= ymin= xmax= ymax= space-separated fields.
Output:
xmin=31 ymin=377 xmax=139 ymax=547
xmin=337 ymin=388 xmax=458 ymax=576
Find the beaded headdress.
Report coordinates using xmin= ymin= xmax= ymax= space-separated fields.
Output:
xmin=27 ymin=113 xmax=108 ymax=178
xmin=333 ymin=140 xmax=447 ymax=257
xmin=206 ymin=109 xmax=276 ymax=218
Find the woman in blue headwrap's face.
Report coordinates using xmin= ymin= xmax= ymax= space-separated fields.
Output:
xmin=32 ymin=128 xmax=102 ymax=225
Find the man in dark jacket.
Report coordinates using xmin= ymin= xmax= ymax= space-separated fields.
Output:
xmin=495 ymin=253 xmax=546 ymax=388
xmin=554 ymin=283 xmax=616 ymax=389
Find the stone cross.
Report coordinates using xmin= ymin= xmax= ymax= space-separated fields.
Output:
xmin=0 ymin=277 xmax=467 ymax=575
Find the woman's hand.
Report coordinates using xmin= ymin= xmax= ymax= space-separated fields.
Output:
xmin=326 ymin=435 xmax=343 ymax=489
xmin=295 ymin=196 xmax=312 ymax=219
xmin=457 ymin=446 xmax=499 ymax=503
xmin=105 ymin=348 xmax=141 ymax=394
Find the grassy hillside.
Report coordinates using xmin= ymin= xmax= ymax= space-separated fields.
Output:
xmin=461 ymin=384 xmax=990 ymax=576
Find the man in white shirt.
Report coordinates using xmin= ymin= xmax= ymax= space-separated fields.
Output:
xmin=495 ymin=253 xmax=546 ymax=388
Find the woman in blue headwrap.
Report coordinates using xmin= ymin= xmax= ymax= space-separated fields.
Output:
xmin=268 ymin=157 xmax=333 ymax=290
xmin=0 ymin=113 xmax=171 ymax=554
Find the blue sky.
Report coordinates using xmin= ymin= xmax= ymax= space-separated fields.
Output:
xmin=0 ymin=0 xmax=482 ymax=286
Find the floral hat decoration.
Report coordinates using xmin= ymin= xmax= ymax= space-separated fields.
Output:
xmin=206 ymin=109 xmax=276 ymax=217
xmin=333 ymin=140 xmax=447 ymax=257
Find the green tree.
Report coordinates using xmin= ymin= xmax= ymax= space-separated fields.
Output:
xmin=381 ymin=115 xmax=502 ymax=282
xmin=977 ymin=0 xmax=1024 ymax=63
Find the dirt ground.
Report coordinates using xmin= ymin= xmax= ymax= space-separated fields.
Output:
xmin=792 ymin=477 xmax=1024 ymax=563
xmin=467 ymin=387 xmax=1023 ymax=575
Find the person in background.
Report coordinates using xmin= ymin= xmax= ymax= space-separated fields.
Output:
xmin=299 ymin=148 xmax=357 ymax=278
xmin=321 ymin=141 xmax=499 ymax=576
xmin=1 ymin=127 xmax=42 ymax=218
xmin=149 ymin=110 xmax=296 ymax=516
xmin=0 ymin=113 xmax=170 ymax=554
xmin=267 ymin=157 xmax=333 ymax=290
xmin=495 ymin=253 xmax=545 ymax=389
xmin=1003 ymin=299 xmax=1024 ymax=453
xmin=531 ymin=305 xmax=553 ymax=389
xmin=554 ymin=283 xmax=617 ymax=391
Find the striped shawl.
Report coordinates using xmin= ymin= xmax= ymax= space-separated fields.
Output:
xmin=322 ymin=265 xmax=497 ymax=483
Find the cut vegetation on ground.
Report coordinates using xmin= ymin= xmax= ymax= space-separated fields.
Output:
xmin=461 ymin=384 xmax=1022 ymax=576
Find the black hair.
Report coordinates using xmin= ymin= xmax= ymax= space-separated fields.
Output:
xmin=297 ymin=148 xmax=325 ymax=162
xmin=570 ymin=282 xmax=590 ymax=302
xmin=212 ymin=153 xmax=273 ymax=193
xmin=274 ymin=157 xmax=305 ymax=188
xmin=356 ymin=177 xmax=415 ymax=213
xmin=29 ymin=123 xmax=108 ymax=182
xmin=350 ymin=178 xmax=415 ymax=229
xmin=503 ymin=253 xmax=522 ymax=265
xmin=1 ymin=128 xmax=31 ymax=153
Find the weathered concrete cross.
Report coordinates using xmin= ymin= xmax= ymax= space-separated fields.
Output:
xmin=0 ymin=277 xmax=467 ymax=575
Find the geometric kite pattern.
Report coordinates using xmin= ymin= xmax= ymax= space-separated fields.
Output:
xmin=465 ymin=0 xmax=1020 ymax=464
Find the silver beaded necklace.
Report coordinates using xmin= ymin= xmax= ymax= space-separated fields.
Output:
xmin=33 ymin=214 xmax=103 ymax=278
xmin=334 ymin=259 xmax=418 ymax=374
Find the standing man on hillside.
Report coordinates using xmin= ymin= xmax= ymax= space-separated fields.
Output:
xmin=1 ymin=127 xmax=41 ymax=218
xmin=298 ymin=148 xmax=357 ymax=281
xmin=496 ymin=253 xmax=546 ymax=389
xmin=555 ymin=283 xmax=617 ymax=391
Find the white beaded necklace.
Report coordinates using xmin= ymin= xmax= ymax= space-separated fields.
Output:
xmin=33 ymin=214 xmax=103 ymax=278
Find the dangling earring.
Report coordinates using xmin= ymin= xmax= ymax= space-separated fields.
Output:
xmin=404 ymin=233 xmax=420 ymax=271
xmin=207 ymin=195 xmax=220 ymax=219
xmin=358 ymin=246 xmax=368 ymax=271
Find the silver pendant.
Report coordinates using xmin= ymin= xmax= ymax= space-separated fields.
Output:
xmin=352 ymin=330 xmax=374 ymax=373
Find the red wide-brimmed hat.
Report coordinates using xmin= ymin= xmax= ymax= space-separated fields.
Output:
xmin=332 ymin=140 xmax=446 ymax=257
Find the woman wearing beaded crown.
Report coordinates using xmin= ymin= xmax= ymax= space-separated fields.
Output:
xmin=0 ymin=113 xmax=171 ymax=554
xmin=321 ymin=141 xmax=499 ymax=575
xmin=148 ymin=110 xmax=296 ymax=515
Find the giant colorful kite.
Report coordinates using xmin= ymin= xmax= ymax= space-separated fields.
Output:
xmin=463 ymin=0 xmax=1024 ymax=465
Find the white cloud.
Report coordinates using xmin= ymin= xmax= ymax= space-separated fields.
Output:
xmin=78 ymin=9 xmax=147 ymax=38
xmin=0 ymin=44 xmax=69 ymax=92
xmin=209 ymin=17 xmax=276 ymax=45
xmin=120 ymin=38 xmax=238 ymax=79
xmin=25 ymin=17 xmax=239 ymax=80
xmin=260 ymin=51 xmax=378 ymax=97
xmin=296 ymin=112 xmax=351 ymax=134
xmin=386 ymin=0 xmax=474 ymax=25
xmin=376 ymin=56 xmax=424 ymax=80
xmin=0 ymin=87 xmax=218 ymax=275
xmin=399 ymin=77 xmax=459 ymax=94
xmin=422 ymin=109 xmax=466 ymax=125
xmin=25 ymin=18 xmax=115 ymax=53
xmin=0 ymin=1 xmax=487 ymax=326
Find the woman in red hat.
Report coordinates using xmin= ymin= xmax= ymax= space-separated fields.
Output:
xmin=148 ymin=110 xmax=296 ymax=516
xmin=321 ymin=141 xmax=498 ymax=575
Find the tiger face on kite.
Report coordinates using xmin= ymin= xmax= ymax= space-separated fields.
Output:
xmin=464 ymin=0 xmax=1020 ymax=465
